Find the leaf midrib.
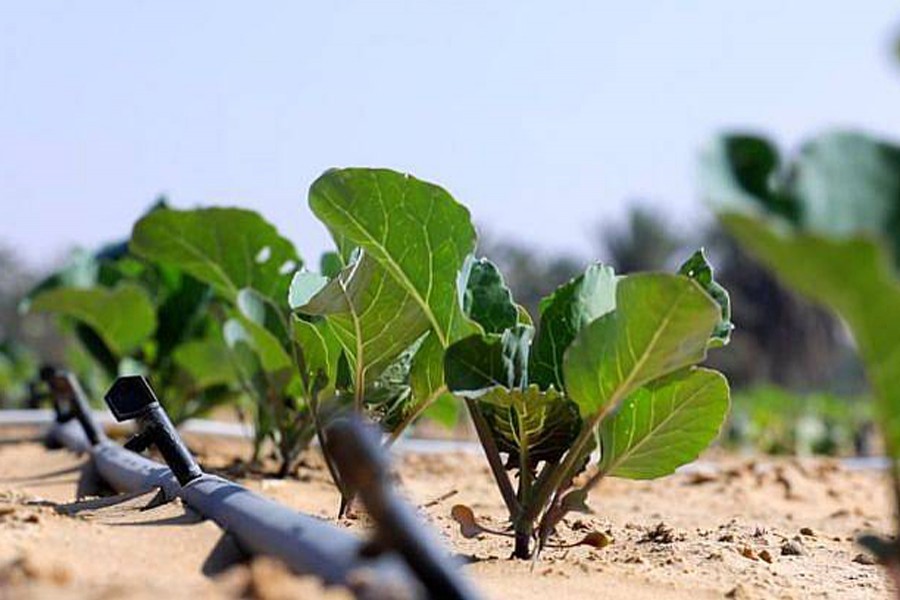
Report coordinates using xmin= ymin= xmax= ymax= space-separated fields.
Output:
xmin=317 ymin=188 xmax=451 ymax=347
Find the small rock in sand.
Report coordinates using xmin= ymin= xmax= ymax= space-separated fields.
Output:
xmin=799 ymin=527 xmax=815 ymax=537
xmin=725 ymin=584 xmax=750 ymax=599
xmin=738 ymin=547 xmax=756 ymax=561
xmin=758 ymin=549 xmax=773 ymax=564
xmin=781 ymin=541 xmax=804 ymax=556
xmin=639 ymin=522 xmax=681 ymax=544
xmin=853 ymin=553 xmax=877 ymax=566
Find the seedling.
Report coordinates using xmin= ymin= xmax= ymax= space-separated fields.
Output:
xmin=702 ymin=130 xmax=900 ymax=586
xmin=130 ymin=169 xmax=479 ymax=484
xmin=25 ymin=203 xmax=242 ymax=425
xmin=129 ymin=207 xmax=315 ymax=474
xmin=445 ymin=253 xmax=732 ymax=558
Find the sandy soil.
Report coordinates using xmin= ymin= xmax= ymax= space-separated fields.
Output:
xmin=0 ymin=427 xmax=895 ymax=600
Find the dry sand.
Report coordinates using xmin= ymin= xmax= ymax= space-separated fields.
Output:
xmin=0 ymin=428 xmax=895 ymax=599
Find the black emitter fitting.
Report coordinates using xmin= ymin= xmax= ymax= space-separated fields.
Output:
xmin=104 ymin=375 xmax=202 ymax=486
xmin=40 ymin=367 xmax=105 ymax=446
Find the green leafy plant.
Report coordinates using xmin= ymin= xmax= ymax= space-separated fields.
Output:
xmin=290 ymin=169 xmax=479 ymax=437
xmin=25 ymin=212 xmax=240 ymax=423
xmin=129 ymin=169 xmax=481 ymax=481
xmin=702 ymin=130 xmax=900 ymax=580
xmin=129 ymin=206 xmax=311 ymax=473
xmin=446 ymin=251 xmax=732 ymax=558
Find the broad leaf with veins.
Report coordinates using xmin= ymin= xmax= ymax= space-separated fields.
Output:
xmin=563 ymin=273 xmax=720 ymax=419
xmin=173 ymin=333 xmax=239 ymax=389
xmin=291 ymin=252 xmax=430 ymax=388
xmin=479 ymin=384 xmax=581 ymax=468
xmin=30 ymin=283 xmax=157 ymax=357
xmin=598 ymin=368 xmax=729 ymax=479
xmin=309 ymin=168 xmax=479 ymax=345
xmin=530 ymin=264 xmax=617 ymax=391
xmin=130 ymin=207 xmax=301 ymax=306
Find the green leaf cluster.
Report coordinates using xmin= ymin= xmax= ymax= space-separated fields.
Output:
xmin=26 ymin=203 xmax=241 ymax=423
xmin=445 ymin=253 xmax=731 ymax=557
xmin=291 ymin=169 xmax=480 ymax=439
xmin=130 ymin=207 xmax=308 ymax=470
xmin=127 ymin=170 xmax=483 ymax=478
xmin=701 ymin=130 xmax=900 ymax=459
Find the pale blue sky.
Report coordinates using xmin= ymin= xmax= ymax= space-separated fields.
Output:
xmin=2 ymin=2 xmax=899 ymax=268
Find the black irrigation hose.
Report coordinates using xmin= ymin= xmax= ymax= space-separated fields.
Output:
xmin=35 ymin=371 xmax=478 ymax=600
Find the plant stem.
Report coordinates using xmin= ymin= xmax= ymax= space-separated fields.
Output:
xmin=513 ymin=442 xmax=535 ymax=559
xmin=513 ymin=520 xmax=533 ymax=560
xmin=524 ymin=397 xmax=622 ymax=529
xmin=524 ymin=414 xmax=596 ymax=524
xmin=465 ymin=399 xmax=519 ymax=516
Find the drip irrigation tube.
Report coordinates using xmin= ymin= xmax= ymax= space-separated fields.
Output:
xmin=31 ymin=371 xmax=478 ymax=600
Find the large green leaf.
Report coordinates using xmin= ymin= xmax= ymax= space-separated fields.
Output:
xmin=173 ymin=334 xmax=238 ymax=389
xmin=29 ymin=283 xmax=157 ymax=357
xmin=130 ymin=207 xmax=301 ymax=306
xmin=223 ymin=291 xmax=294 ymax=383
xmin=223 ymin=314 xmax=298 ymax=404
xmin=444 ymin=326 xmax=534 ymax=396
xmin=461 ymin=257 xmax=518 ymax=335
xmin=530 ymin=264 xmax=617 ymax=391
xmin=598 ymin=368 xmax=729 ymax=479
xmin=703 ymin=130 xmax=900 ymax=456
xmin=790 ymin=132 xmax=900 ymax=247
xmin=720 ymin=213 xmax=900 ymax=455
xmin=152 ymin=271 xmax=213 ymax=360
xmin=408 ymin=332 xmax=458 ymax=428
xmin=700 ymin=131 xmax=900 ymax=260
xmin=309 ymin=168 xmax=478 ymax=346
xmin=292 ymin=252 xmax=430 ymax=388
xmin=479 ymin=384 xmax=581 ymax=468
xmin=292 ymin=315 xmax=342 ymax=395
xmin=563 ymin=274 xmax=719 ymax=419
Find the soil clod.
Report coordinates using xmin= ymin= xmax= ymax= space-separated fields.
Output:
xmin=639 ymin=522 xmax=681 ymax=544
xmin=780 ymin=540 xmax=804 ymax=556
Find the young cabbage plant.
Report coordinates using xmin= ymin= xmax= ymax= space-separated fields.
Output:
xmin=446 ymin=252 xmax=732 ymax=559
xmin=130 ymin=207 xmax=312 ymax=474
xmin=289 ymin=168 xmax=482 ymax=506
xmin=701 ymin=130 xmax=900 ymax=583
xmin=25 ymin=210 xmax=239 ymax=423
